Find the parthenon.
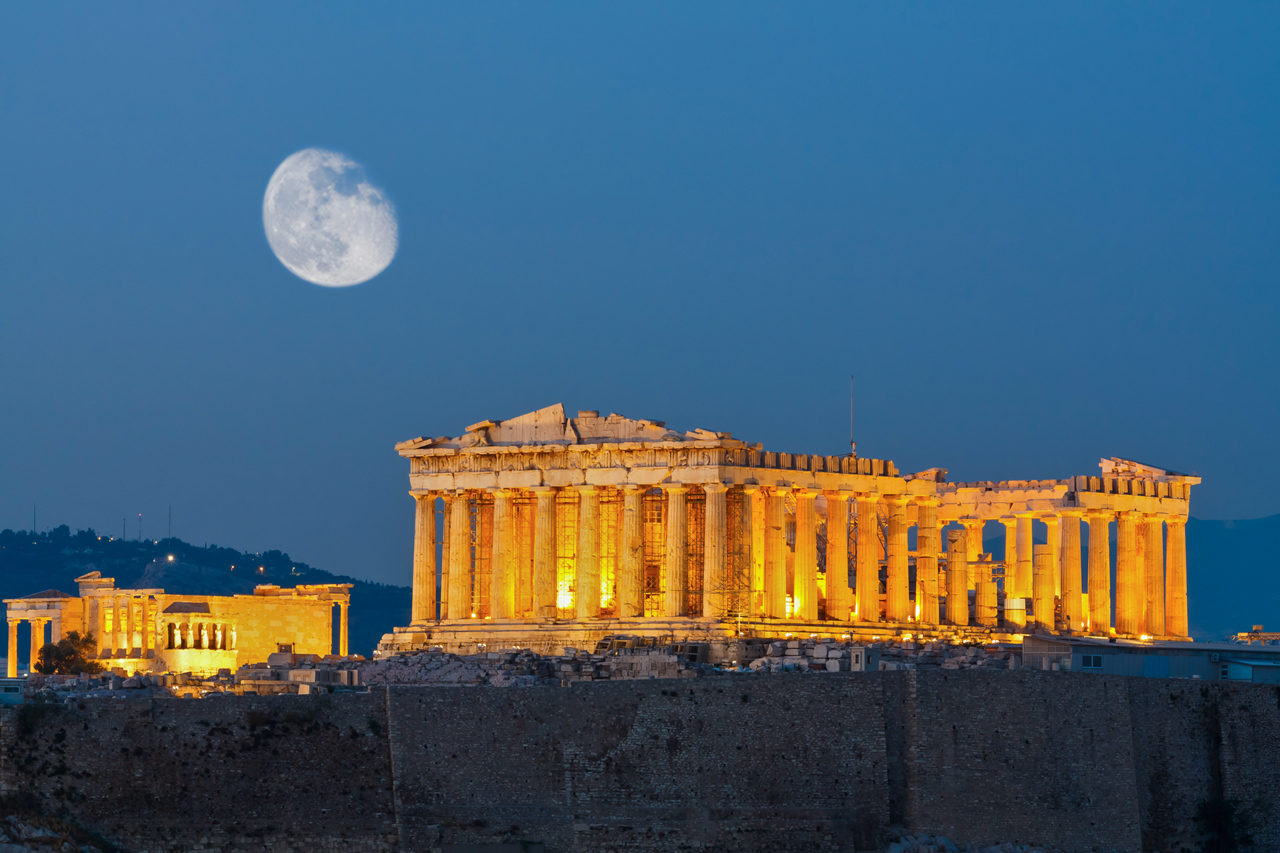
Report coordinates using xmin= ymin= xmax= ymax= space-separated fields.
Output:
xmin=377 ymin=404 xmax=1197 ymax=655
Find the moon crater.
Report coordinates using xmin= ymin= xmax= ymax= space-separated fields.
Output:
xmin=262 ymin=148 xmax=398 ymax=287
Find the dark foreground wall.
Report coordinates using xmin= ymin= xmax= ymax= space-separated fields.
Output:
xmin=3 ymin=672 xmax=1278 ymax=853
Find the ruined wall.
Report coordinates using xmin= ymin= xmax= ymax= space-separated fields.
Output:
xmin=5 ymin=673 xmax=1280 ymax=853
xmin=899 ymin=671 xmax=1142 ymax=851
xmin=388 ymin=678 xmax=890 ymax=852
xmin=4 ymin=693 xmax=396 ymax=853
xmin=224 ymin=594 xmax=335 ymax=664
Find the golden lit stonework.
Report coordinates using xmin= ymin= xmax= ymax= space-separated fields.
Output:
xmin=378 ymin=404 xmax=1197 ymax=656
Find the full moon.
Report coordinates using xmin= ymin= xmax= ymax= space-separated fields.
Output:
xmin=262 ymin=148 xmax=398 ymax=287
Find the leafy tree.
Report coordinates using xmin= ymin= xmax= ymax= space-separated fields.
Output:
xmin=34 ymin=631 xmax=104 ymax=675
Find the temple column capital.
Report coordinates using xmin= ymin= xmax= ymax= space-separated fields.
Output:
xmin=659 ymin=483 xmax=689 ymax=494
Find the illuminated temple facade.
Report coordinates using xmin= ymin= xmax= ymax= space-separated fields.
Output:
xmin=6 ymin=573 xmax=351 ymax=677
xmin=378 ymin=404 xmax=1198 ymax=655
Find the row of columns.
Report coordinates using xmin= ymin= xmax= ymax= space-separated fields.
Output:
xmin=407 ymin=486 xmax=1189 ymax=636
xmin=6 ymin=617 xmax=56 ymax=678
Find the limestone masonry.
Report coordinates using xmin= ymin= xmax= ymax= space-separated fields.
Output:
xmin=380 ymin=404 xmax=1197 ymax=656
xmin=3 ymin=671 xmax=1276 ymax=853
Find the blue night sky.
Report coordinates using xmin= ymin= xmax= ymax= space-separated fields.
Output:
xmin=1 ymin=5 xmax=1277 ymax=589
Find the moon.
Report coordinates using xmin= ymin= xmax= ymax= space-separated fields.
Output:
xmin=262 ymin=148 xmax=398 ymax=287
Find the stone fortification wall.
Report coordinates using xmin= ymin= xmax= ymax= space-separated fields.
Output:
xmin=3 ymin=693 xmax=397 ymax=853
xmin=4 ymin=673 xmax=1280 ymax=853
xmin=388 ymin=678 xmax=889 ymax=852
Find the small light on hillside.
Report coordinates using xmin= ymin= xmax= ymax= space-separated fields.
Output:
xmin=167 ymin=555 xmax=175 ymax=562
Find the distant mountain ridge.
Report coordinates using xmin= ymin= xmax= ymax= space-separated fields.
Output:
xmin=0 ymin=525 xmax=410 ymax=662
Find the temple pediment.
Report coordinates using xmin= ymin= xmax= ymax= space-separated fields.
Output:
xmin=1100 ymin=457 xmax=1201 ymax=484
xmin=396 ymin=403 xmax=741 ymax=454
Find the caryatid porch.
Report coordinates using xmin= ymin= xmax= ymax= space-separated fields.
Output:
xmin=378 ymin=405 xmax=1198 ymax=656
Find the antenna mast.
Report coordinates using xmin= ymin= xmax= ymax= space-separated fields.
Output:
xmin=848 ymin=374 xmax=857 ymax=458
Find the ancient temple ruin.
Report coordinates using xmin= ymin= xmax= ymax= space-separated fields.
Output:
xmin=378 ymin=404 xmax=1197 ymax=654
xmin=6 ymin=573 xmax=351 ymax=677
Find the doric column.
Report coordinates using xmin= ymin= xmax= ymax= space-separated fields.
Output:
xmin=339 ymin=601 xmax=349 ymax=656
xmin=662 ymin=485 xmax=688 ymax=618
xmin=1087 ymin=512 xmax=1112 ymax=633
xmin=140 ymin=601 xmax=150 ymax=656
xmin=617 ymin=486 xmax=644 ymax=618
xmin=702 ymin=483 xmax=729 ymax=618
xmin=1032 ymin=545 xmax=1055 ymax=631
xmin=532 ymin=487 xmax=557 ymax=620
xmin=447 ymin=491 xmax=472 ymax=620
xmin=575 ymin=486 xmax=600 ymax=619
xmin=1001 ymin=518 xmax=1018 ymax=597
xmin=1043 ymin=515 xmax=1061 ymax=598
xmin=7 ymin=621 xmax=18 ymax=677
xmin=743 ymin=486 xmax=765 ymax=615
xmin=915 ymin=499 xmax=940 ymax=626
xmin=1015 ymin=513 xmax=1035 ymax=598
xmin=411 ymin=493 xmax=437 ymax=623
xmin=440 ymin=497 xmax=451 ymax=618
xmin=97 ymin=596 xmax=108 ymax=653
xmin=1134 ymin=518 xmax=1148 ymax=632
xmin=960 ymin=519 xmax=984 ymax=589
xmin=1144 ymin=516 xmax=1166 ymax=636
xmin=764 ymin=489 xmax=788 ymax=618
xmin=491 ymin=489 xmax=516 ymax=620
xmin=792 ymin=489 xmax=819 ymax=622
xmin=946 ymin=529 xmax=968 ymax=626
xmin=29 ymin=619 xmax=44 ymax=672
xmin=824 ymin=492 xmax=853 ymax=622
xmin=886 ymin=497 xmax=911 ymax=622
xmin=1116 ymin=511 xmax=1141 ymax=635
xmin=125 ymin=596 xmax=135 ymax=654
xmin=855 ymin=494 xmax=880 ymax=623
xmin=1059 ymin=511 xmax=1085 ymax=632
xmin=1165 ymin=518 xmax=1188 ymax=638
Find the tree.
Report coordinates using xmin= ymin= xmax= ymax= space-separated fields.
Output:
xmin=35 ymin=631 xmax=104 ymax=675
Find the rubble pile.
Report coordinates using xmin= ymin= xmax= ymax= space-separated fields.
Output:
xmin=359 ymin=647 xmax=704 ymax=687
xmin=23 ymin=672 xmax=170 ymax=701
xmin=874 ymin=640 xmax=1019 ymax=672
xmin=747 ymin=638 xmax=867 ymax=673
xmin=0 ymin=815 xmax=104 ymax=853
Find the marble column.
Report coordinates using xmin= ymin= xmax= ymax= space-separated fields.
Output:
xmin=886 ymin=497 xmax=911 ymax=623
xmin=491 ymin=489 xmax=516 ymax=620
xmin=1165 ymin=518 xmax=1188 ymax=638
xmin=792 ymin=489 xmax=818 ymax=621
xmin=960 ymin=519 xmax=984 ymax=589
xmin=946 ymin=530 xmax=968 ymax=626
xmin=1087 ymin=512 xmax=1112 ymax=633
xmin=532 ymin=488 xmax=557 ymax=620
xmin=97 ymin=597 xmax=108 ymax=654
xmin=744 ymin=486 xmax=766 ymax=616
xmin=339 ymin=602 xmax=349 ymax=656
xmin=411 ymin=493 xmax=437 ymax=623
xmin=29 ymin=619 xmax=44 ymax=672
xmin=1135 ymin=519 xmax=1148 ymax=632
xmin=662 ymin=485 xmax=688 ymax=618
xmin=1043 ymin=515 xmax=1061 ymax=599
xmin=916 ymin=500 xmax=940 ymax=626
xmin=824 ymin=492 xmax=853 ymax=622
xmin=702 ymin=483 xmax=729 ymax=618
xmin=1001 ymin=518 xmax=1018 ymax=597
xmin=1032 ymin=545 xmax=1054 ymax=631
xmin=1116 ymin=511 xmax=1141 ymax=635
xmin=1145 ymin=516 xmax=1166 ymax=636
xmin=7 ymin=621 xmax=18 ymax=677
xmin=125 ymin=596 xmax=135 ymax=655
xmin=765 ymin=489 xmax=788 ymax=619
xmin=575 ymin=486 xmax=600 ymax=619
xmin=1015 ymin=513 xmax=1035 ymax=599
xmin=448 ymin=492 xmax=472 ymax=620
xmin=618 ymin=485 xmax=644 ymax=618
xmin=440 ymin=498 xmax=451 ymax=618
xmin=855 ymin=494 xmax=880 ymax=622
xmin=1059 ymin=511 xmax=1085 ymax=632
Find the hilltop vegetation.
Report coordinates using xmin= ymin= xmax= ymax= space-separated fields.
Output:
xmin=0 ymin=526 xmax=410 ymax=659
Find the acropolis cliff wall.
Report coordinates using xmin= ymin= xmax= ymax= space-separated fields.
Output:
xmin=3 ymin=672 xmax=1278 ymax=852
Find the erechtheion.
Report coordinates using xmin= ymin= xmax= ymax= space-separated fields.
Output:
xmin=6 ymin=573 xmax=351 ymax=677
xmin=378 ymin=404 xmax=1197 ymax=655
